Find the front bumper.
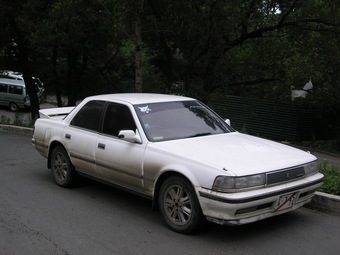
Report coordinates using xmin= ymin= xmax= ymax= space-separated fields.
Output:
xmin=198 ymin=172 xmax=324 ymax=225
xmin=31 ymin=137 xmax=36 ymax=149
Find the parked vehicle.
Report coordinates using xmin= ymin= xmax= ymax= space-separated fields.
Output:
xmin=0 ymin=78 xmax=30 ymax=111
xmin=0 ymin=70 xmax=45 ymax=102
xmin=31 ymin=93 xmax=324 ymax=234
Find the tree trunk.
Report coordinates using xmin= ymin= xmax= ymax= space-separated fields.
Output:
xmin=52 ymin=47 xmax=63 ymax=107
xmin=147 ymin=0 xmax=173 ymax=93
xmin=66 ymin=50 xmax=79 ymax=106
xmin=134 ymin=0 xmax=144 ymax=93
xmin=17 ymin=39 xmax=40 ymax=121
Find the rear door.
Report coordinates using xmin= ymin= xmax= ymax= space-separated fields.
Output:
xmin=63 ymin=100 xmax=106 ymax=177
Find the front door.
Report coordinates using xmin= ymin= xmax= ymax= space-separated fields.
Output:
xmin=95 ymin=103 xmax=146 ymax=193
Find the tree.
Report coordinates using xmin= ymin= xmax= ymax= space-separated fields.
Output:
xmin=0 ymin=0 xmax=44 ymax=120
xmin=133 ymin=0 xmax=144 ymax=92
xmin=145 ymin=0 xmax=340 ymax=101
xmin=1 ymin=0 xmax=340 ymax=123
xmin=28 ymin=0 xmax=135 ymax=105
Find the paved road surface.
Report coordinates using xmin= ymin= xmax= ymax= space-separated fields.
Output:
xmin=1 ymin=131 xmax=340 ymax=255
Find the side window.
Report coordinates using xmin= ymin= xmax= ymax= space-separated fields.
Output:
xmin=9 ymin=85 xmax=23 ymax=95
xmin=0 ymin=84 xmax=8 ymax=93
xmin=102 ymin=103 xmax=136 ymax=136
xmin=70 ymin=100 xmax=105 ymax=132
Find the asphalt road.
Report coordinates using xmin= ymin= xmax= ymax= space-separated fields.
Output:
xmin=1 ymin=131 xmax=340 ymax=255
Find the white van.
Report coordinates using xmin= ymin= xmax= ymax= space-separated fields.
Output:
xmin=0 ymin=70 xmax=45 ymax=102
xmin=0 ymin=78 xmax=30 ymax=111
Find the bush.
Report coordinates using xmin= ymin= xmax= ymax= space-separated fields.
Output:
xmin=0 ymin=115 xmax=11 ymax=124
xmin=0 ymin=113 xmax=34 ymax=127
xmin=319 ymin=160 xmax=340 ymax=196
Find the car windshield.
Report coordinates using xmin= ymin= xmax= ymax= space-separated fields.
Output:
xmin=134 ymin=100 xmax=233 ymax=142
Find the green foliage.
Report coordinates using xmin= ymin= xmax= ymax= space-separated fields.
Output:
xmin=319 ymin=160 xmax=340 ymax=196
xmin=0 ymin=115 xmax=11 ymax=125
xmin=240 ymin=123 xmax=248 ymax=134
xmin=1 ymin=0 xmax=340 ymax=118
xmin=0 ymin=113 xmax=33 ymax=128
xmin=301 ymin=139 xmax=340 ymax=154
xmin=12 ymin=112 xmax=24 ymax=126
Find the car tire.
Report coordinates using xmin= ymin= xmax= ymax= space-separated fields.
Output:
xmin=158 ymin=176 xmax=205 ymax=234
xmin=51 ymin=146 xmax=78 ymax=187
xmin=9 ymin=102 xmax=19 ymax=112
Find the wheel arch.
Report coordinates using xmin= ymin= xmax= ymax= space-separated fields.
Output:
xmin=47 ymin=141 xmax=66 ymax=169
xmin=152 ymin=170 xmax=197 ymax=211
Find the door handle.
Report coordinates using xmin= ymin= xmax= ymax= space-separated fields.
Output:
xmin=98 ymin=143 xmax=105 ymax=150
xmin=65 ymin=134 xmax=71 ymax=140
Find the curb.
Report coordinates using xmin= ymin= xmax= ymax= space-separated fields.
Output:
xmin=0 ymin=124 xmax=33 ymax=136
xmin=307 ymin=191 xmax=340 ymax=215
xmin=1 ymin=124 xmax=340 ymax=215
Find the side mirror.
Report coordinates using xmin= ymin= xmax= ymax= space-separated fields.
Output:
xmin=118 ymin=129 xmax=142 ymax=143
xmin=225 ymin=119 xmax=231 ymax=126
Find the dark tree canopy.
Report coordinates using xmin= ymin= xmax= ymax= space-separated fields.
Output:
xmin=0 ymin=0 xmax=340 ymax=122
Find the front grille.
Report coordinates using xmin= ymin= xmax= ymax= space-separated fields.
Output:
xmin=266 ymin=166 xmax=305 ymax=186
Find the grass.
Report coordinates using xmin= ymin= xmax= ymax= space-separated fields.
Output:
xmin=319 ymin=160 xmax=340 ymax=196
xmin=301 ymin=139 xmax=340 ymax=155
xmin=0 ymin=112 xmax=34 ymax=128
xmin=0 ymin=114 xmax=11 ymax=125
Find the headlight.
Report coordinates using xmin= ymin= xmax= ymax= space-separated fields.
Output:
xmin=213 ymin=161 xmax=319 ymax=193
xmin=304 ymin=160 xmax=319 ymax=176
xmin=213 ymin=174 xmax=266 ymax=192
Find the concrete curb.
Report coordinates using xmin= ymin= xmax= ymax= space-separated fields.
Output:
xmin=307 ymin=191 xmax=340 ymax=215
xmin=0 ymin=124 xmax=33 ymax=136
xmin=1 ymin=124 xmax=340 ymax=215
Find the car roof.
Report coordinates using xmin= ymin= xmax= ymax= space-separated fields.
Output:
xmin=86 ymin=93 xmax=195 ymax=105
xmin=0 ymin=78 xmax=25 ymax=85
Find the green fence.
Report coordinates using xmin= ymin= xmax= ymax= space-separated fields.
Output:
xmin=209 ymin=95 xmax=330 ymax=142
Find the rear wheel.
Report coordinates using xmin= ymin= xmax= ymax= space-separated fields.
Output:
xmin=51 ymin=146 xmax=77 ymax=187
xmin=158 ymin=176 xmax=205 ymax=234
xmin=9 ymin=102 xmax=19 ymax=112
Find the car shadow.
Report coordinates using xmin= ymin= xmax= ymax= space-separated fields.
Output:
xmin=35 ymin=168 xmax=310 ymax=239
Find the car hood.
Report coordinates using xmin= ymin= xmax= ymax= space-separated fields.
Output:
xmin=148 ymin=132 xmax=316 ymax=176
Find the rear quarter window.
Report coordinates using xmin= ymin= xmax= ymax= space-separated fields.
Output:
xmin=70 ymin=100 xmax=106 ymax=132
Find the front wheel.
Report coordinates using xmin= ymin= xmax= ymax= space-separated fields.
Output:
xmin=158 ymin=176 xmax=205 ymax=234
xmin=51 ymin=146 xmax=78 ymax=187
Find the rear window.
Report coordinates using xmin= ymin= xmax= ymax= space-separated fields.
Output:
xmin=70 ymin=100 xmax=106 ymax=132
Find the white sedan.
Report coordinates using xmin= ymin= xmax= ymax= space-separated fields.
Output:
xmin=31 ymin=93 xmax=324 ymax=234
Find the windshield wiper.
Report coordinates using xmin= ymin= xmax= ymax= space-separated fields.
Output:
xmin=186 ymin=132 xmax=212 ymax=138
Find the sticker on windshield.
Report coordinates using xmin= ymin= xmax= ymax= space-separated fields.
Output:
xmin=138 ymin=105 xmax=151 ymax=113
